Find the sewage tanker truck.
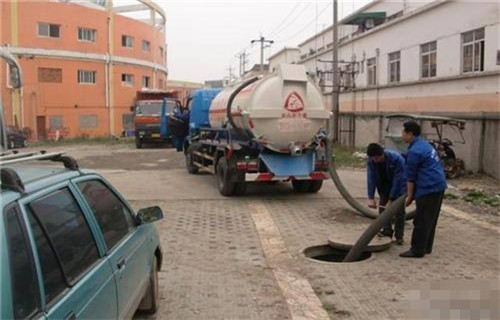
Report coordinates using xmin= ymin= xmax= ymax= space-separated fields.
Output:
xmin=175 ymin=64 xmax=331 ymax=196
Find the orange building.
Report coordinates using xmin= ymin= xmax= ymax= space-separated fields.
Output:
xmin=0 ymin=0 xmax=168 ymax=139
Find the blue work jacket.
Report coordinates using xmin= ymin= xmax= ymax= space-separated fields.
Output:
xmin=367 ymin=149 xmax=407 ymax=200
xmin=406 ymin=137 xmax=447 ymax=198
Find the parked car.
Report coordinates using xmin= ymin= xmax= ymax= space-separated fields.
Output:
xmin=6 ymin=125 xmax=27 ymax=149
xmin=0 ymin=151 xmax=163 ymax=319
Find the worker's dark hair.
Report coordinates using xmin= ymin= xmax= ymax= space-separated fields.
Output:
xmin=403 ymin=121 xmax=421 ymax=136
xmin=366 ymin=143 xmax=384 ymax=157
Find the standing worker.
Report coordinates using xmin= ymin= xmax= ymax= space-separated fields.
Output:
xmin=170 ymin=106 xmax=190 ymax=152
xmin=400 ymin=121 xmax=447 ymax=258
xmin=366 ymin=143 xmax=407 ymax=244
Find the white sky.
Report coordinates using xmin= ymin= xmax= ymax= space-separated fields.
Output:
xmin=156 ymin=1 xmax=371 ymax=83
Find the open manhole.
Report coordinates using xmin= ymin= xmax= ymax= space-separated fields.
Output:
xmin=303 ymin=245 xmax=372 ymax=263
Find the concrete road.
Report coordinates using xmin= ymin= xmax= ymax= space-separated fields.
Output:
xmin=31 ymin=144 xmax=500 ymax=319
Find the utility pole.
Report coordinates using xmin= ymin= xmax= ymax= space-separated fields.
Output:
xmin=226 ymin=65 xmax=235 ymax=83
xmin=331 ymin=0 xmax=340 ymax=142
xmin=235 ymin=50 xmax=249 ymax=76
xmin=251 ymin=36 xmax=273 ymax=72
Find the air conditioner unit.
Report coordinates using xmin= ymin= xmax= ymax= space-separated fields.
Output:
xmin=365 ymin=19 xmax=375 ymax=29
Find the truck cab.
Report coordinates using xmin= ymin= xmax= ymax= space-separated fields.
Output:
xmin=133 ymin=98 xmax=181 ymax=148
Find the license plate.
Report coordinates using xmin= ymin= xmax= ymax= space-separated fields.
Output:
xmin=151 ymin=133 xmax=160 ymax=138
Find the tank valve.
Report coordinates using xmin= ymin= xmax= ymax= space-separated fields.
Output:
xmin=290 ymin=145 xmax=303 ymax=156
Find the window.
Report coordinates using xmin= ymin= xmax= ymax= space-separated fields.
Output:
xmin=388 ymin=51 xmax=401 ymax=83
xmin=122 ymin=74 xmax=134 ymax=86
xmin=38 ymin=22 xmax=60 ymax=38
xmin=49 ymin=115 xmax=63 ymax=130
xmin=5 ymin=205 xmax=41 ymax=319
xmin=421 ymin=41 xmax=437 ymax=78
xmin=78 ymin=27 xmax=96 ymax=42
xmin=28 ymin=189 xmax=99 ymax=291
xmin=462 ymin=28 xmax=485 ymax=73
xmin=122 ymin=35 xmax=133 ymax=48
xmin=142 ymin=40 xmax=151 ymax=52
xmin=78 ymin=70 xmax=96 ymax=84
xmin=159 ymin=46 xmax=164 ymax=58
xmin=158 ymin=78 xmax=164 ymax=89
xmin=79 ymin=115 xmax=98 ymax=129
xmin=38 ymin=68 xmax=62 ymax=83
xmin=77 ymin=180 xmax=135 ymax=250
xmin=367 ymin=57 xmax=377 ymax=86
xmin=142 ymin=76 xmax=151 ymax=88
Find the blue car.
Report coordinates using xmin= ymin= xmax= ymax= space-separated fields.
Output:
xmin=0 ymin=152 xmax=163 ymax=319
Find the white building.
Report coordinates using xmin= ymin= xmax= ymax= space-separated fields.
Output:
xmin=271 ymin=0 xmax=500 ymax=178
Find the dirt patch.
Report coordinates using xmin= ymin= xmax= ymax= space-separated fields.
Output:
xmin=446 ymin=173 xmax=500 ymax=217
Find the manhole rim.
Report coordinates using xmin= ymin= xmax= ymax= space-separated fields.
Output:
xmin=300 ymin=244 xmax=376 ymax=264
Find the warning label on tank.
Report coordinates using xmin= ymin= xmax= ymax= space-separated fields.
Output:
xmin=284 ymin=91 xmax=304 ymax=112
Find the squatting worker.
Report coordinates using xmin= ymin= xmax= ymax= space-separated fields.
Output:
xmin=400 ymin=121 xmax=447 ymax=258
xmin=366 ymin=143 xmax=406 ymax=245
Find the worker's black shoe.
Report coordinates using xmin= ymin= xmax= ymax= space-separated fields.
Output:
xmin=399 ymin=250 xmax=424 ymax=258
xmin=377 ymin=230 xmax=393 ymax=238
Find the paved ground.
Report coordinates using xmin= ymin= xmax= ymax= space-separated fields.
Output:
xmin=28 ymin=144 xmax=500 ymax=319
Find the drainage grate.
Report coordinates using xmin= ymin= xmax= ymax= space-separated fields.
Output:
xmin=303 ymin=245 xmax=372 ymax=263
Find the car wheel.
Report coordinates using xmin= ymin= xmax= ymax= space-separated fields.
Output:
xmin=138 ymin=256 xmax=159 ymax=314
xmin=22 ymin=139 xmax=28 ymax=148
xmin=8 ymin=139 xmax=15 ymax=149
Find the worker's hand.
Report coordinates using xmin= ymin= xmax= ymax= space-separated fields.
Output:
xmin=367 ymin=199 xmax=377 ymax=208
xmin=405 ymin=196 xmax=414 ymax=207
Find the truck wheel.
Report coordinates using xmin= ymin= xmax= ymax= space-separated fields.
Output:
xmin=186 ymin=144 xmax=199 ymax=174
xmin=138 ymin=256 xmax=159 ymax=314
xmin=292 ymin=180 xmax=311 ymax=193
xmin=135 ymin=137 xmax=143 ymax=149
xmin=308 ymin=180 xmax=323 ymax=193
xmin=216 ymin=158 xmax=236 ymax=196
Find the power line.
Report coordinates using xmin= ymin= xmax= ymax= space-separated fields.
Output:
xmin=269 ymin=2 xmax=313 ymax=39
xmin=277 ymin=3 xmax=332 ymax=44
xmin=266 ymin=2 xmax=302 ymax=37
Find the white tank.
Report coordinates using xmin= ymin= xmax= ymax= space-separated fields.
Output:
xmin=209 ymin=64 xmax=330 ymax=153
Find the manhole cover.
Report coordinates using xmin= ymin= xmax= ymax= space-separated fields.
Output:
xmin=328 ymin=234 xmax=392 ymax=252
xmin=303 ymin=245 xmax=372 ymax=263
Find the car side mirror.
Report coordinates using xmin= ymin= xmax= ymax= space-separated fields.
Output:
xmin=136 ymin=206 xmax=164 ymax=224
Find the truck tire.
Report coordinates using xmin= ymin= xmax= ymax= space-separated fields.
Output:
xmin=292 ymin=180 xmax=311 ymax=193
xmin=308 ymin=180 xmax=323 ymax=193
xmin=185 ymin=144 xmax=199 ymax=174
xmin=234 ymin=182 xmax=247 ymax=195
xmin=138 ymin=256 xmax=159 ymax=314
xmin=135 ymin=137 xmax=143 ymax=149
xmin=216 ymin=158 xmax=236 ymax=196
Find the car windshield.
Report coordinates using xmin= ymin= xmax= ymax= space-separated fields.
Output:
xmin=135 ymin=101 xmax=178 ymax=116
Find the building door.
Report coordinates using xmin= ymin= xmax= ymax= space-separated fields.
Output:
xmin=36 ymin=116 xmax=46 ymax=140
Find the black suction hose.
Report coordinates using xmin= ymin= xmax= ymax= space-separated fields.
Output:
xmin=325 ymin=138 xmax=416 ymax=220
xmin=226 ymin=77 xmax=259 ymax=130
xmin=343 ymin=195 xmax=406 ymax=262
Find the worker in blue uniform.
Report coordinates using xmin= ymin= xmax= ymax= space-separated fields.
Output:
xmin=400 ymin=121 xmax=447 ymax=258
xmin=171 ymin=106 xmax=190 ymax=152
xmin=366 ymin=143 xmax=407 ymax=244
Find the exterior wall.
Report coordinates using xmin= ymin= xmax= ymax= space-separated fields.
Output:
xmin=0 ymin=0 xmax=167 ymax=139
xmin=268 ymin=47 xmax=300 ymax=72
xmin=293 ymin=0 xmax=500 ymax=178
